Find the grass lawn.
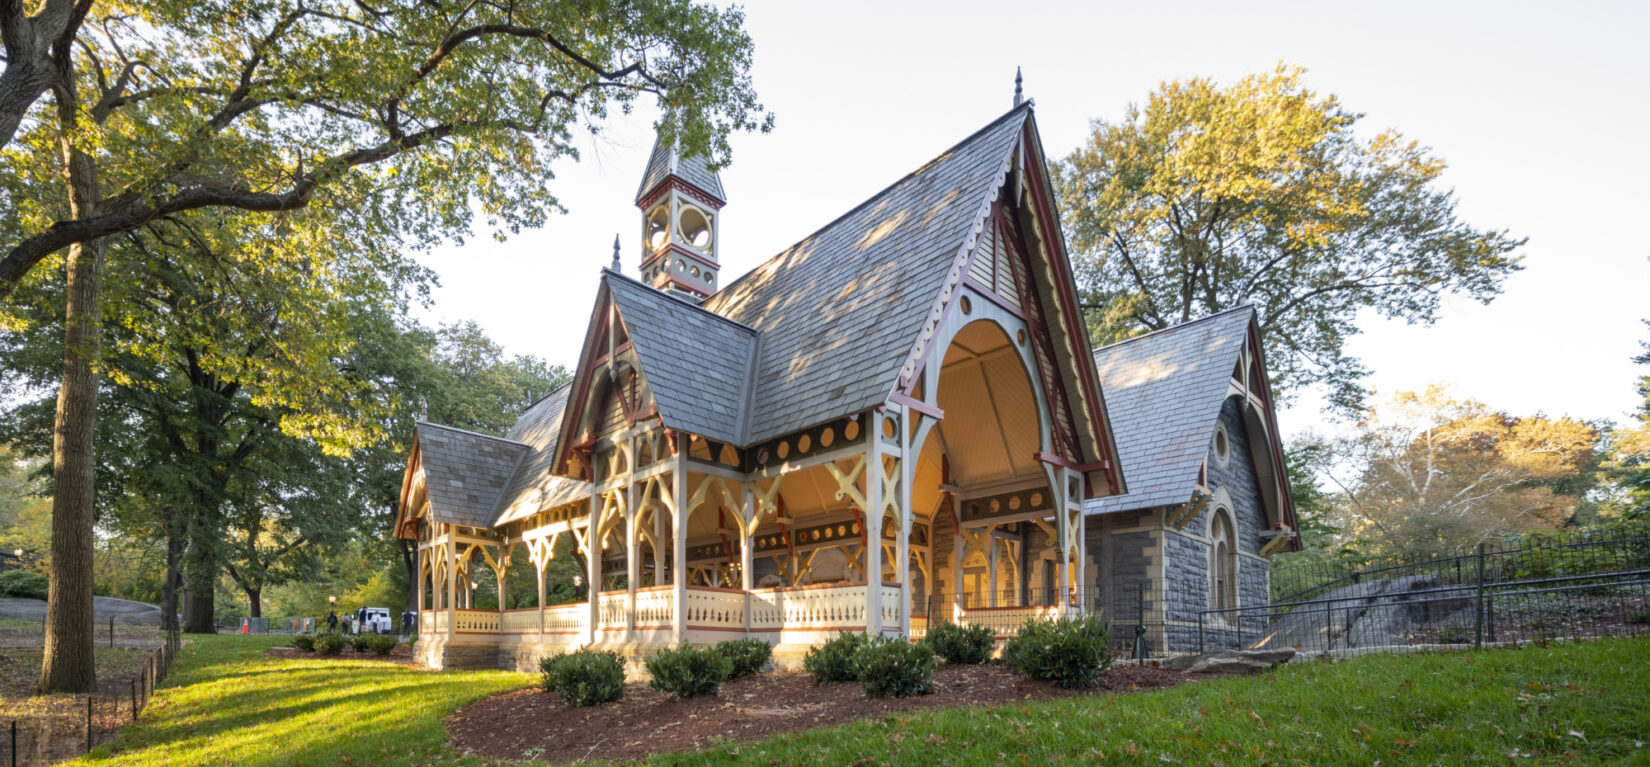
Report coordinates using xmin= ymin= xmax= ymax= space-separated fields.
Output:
xmin=73 ymin=635 xmax=1650 ymax=766
xmin=78 ymin=635 xmax=533 ymax=766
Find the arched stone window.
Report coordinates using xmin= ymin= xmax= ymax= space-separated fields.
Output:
xmin=1210 ymin=508 xmax=1238 ymax=611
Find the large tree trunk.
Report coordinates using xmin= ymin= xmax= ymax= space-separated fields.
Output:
xmin=182 ymin=589 xmax=215 ymax=634
xmin=37 ymin=44 xmax=104 ymax=693
xmin=399 ymin=539 xmax=419 ymax=615
xmin=246 ymin=587 xmax=261 ymax=619
xmin=160 ymin=507 xmax=183 ymax=634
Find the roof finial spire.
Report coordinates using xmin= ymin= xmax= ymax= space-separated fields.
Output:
xmin=1013 ymin=67 xmax=1023 ymax=108
xmin=610 ymin=233 xmax=621 ymax=272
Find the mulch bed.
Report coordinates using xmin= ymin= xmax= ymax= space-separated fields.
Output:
xmin=448 ymin=660 xmax=1187 ymax=764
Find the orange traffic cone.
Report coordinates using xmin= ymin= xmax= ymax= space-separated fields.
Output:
xmin=240 ymin=618 xmax=249 ymax=635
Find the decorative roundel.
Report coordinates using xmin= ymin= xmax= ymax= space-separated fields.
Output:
xmin=960 ymin=295 xmax=972 ymax=315
xmin=678 ymin=205 xmax=714 ymax=252
xmin=1213 ymin=423 xmax=1232 ymax=467
xmin=1009 ymin=496 xmax=1022 ymax=511
xmin=1017 ymin=329 xmax=1027 ymax=346
xmin=989 ymin=499 xmax=1001 ymax=513
xmin=824 ymin=527 xmax=834 ymax=539
xmin=798 ymin=434 xmax=812 ymax=453
xmin=757 ymin=447 xmax=769 ymax=465
xmin=820 ymin=427 xmax=835 ymax=448
xmin=844 ymin=420 xmax=860 ymax=441
xmin=837 ymin=524 xmax=847 ymax=536
xmin=851 ymin=522 xmax=860 ymax=535
xmin=882 ymin=417 xmax=897 ymax=439
xmin=777 ymin=441 xmax=790 ymax=460
xmin=1030 ymin=492 xmax=1044 ymax=507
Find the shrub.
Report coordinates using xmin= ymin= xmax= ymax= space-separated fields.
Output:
xmin=1003 ymin=615 xmax=1112 ymax=689
xmin=1628 ymin=610 xmax=1650 ymax=626
xmin=926 ymin=621 xmax=995 ymax=664
xmin=290 ymin=634 xmax=315 ymax=651
xmin=312 ymin=633 xmax=347 ymax=656
xmin=350 ymin=635 xmax=373 ymax=653
xmin=647 ymin=643 xmax=733 ymax=698
xmin=540 ymin=649 xmax=626 ymax=707
xmin=0 ymin=570 xmax=48 ymax=600
xmin=803 ymin=631 xmax=867 ymax=683
xmin=1435 ymin=624 xmax=1471 ymax=644
xmin=715 ymin=638 xmax=772 ymax=678
xmin=365 ymin=635 xmax=398 ymax=655
xmin=855 ymin=635 xmax=934 ymax=698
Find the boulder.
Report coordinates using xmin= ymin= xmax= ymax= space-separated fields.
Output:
xmin=1163 ymin=648 xmax=1296 ymax=674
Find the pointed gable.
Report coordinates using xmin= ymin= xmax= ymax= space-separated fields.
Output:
xmin=636 ymin=133 xmax=726 ymax=204
xmin=414 ymin=423 xmax=529 ymax=527
xmin=703 ymin=105 xmax=1031 ymax=443
xmin=1086 ymin=307 xmax=1256 ymax=515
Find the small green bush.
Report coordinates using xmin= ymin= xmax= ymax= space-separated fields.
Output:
xmin=855 ymin=635 xmax=934 ymax=698
xmin=540 ymin=649 xmax=626 ymax=707
xmin=1628 ymin=610 xmax=1650 ymax=626
xmin=312 ymin=633 xmax=347 ymax=656
xmin=290 ymin=634 xmax=315 ymax=651
xmin=349 ymin=635 xmax=373 ymax=653
xmin=365 ymin=634 xmax=398 ymax=655
xmin=1003 ymin=615 xmax=1111 ymax=689
xmin=0 ymin=570 xmax=48 ymax=600
xmin=715 ymin=638 xmax=772 ymax=678
xmin=926 ymin=621 xmax=995 ymax=664
xmin=803 ymin=631 xmax=868 ymax=683
xmin=647 ymin=643 xmax=733 ymax=698
xmin=1435 ymin=624 xmax=1471 ymax=644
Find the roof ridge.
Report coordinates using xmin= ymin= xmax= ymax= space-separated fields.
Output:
xmin=606 ymin=268 xmax=759 ymax=335
xmin=708 ymin=102 xmax=1034 ymax=304
xmin=416 ymin=421 xmax=532 ymax=449
xmin=1091 ymin=304 xmax=1256 ymax=357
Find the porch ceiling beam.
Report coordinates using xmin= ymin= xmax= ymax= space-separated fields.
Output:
xmin=750 ymin=441 xmax=880 ymax=479
xmin=960 ymin=508 xmax=1053 ymax=529
xmin=940 ymin=474 xmax=1049 ymax=499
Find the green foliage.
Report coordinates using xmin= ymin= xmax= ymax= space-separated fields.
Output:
xmin=646 ymin=643 xmax=733 ymax=699
xmin=290 ymin=634 xmax=315 ymax=652
xmin=1434 ymin=625 xmax=1471 ymax=644
xmin=1003 ymin=615 xmax=1113 ymax=689
xmin=349 ymin=636 xmax=372 ymax=653
xmin=714 ymin=638 xmax=772 ymax=678
xmin=803 ymin=631 xmax=868 ymax=683
xmin=1056 ymin=65 xmax=1523 ymax=412
xmin=925 ymin=621 xmax=996 ymax=665
xmin=311 ymin=633 xmax=347 ymax=656
xmin=854 ymin=635 xmax=935 ymax=698
xmin=364 ymin=635 xmax=398 ymax=656
xmin=540 ymin=649 xmax=626 ymax=707
xmin=1605 ymin=320 xmax=1650 ymax=520
xmin=0 ymin=568 xmax=47 ymax=599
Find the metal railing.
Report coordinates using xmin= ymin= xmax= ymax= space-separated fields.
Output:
xmin=1 ymin=627 xmax=181 ymax=766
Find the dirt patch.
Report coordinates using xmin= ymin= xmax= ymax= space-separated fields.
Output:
xmin=264 ymin=643 xmax=420 ymax=665
xmin=447 ymin=660 xmax=1187 ymax=764
xmin=0 ymin=646 xmax=158 ymax=764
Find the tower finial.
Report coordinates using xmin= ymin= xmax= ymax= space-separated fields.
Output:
xmin=610 ymin=233 xmax=621 ymax=272
xmin=1013 ymin=67 xmax=1023 ymax=108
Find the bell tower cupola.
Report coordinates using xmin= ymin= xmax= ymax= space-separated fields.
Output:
xmin=635 ymin=132 xmax=726 ymax=299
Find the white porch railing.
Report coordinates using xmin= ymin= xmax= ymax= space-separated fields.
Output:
xmin=683 ymin=587 xmax=747 ymax=630
xmin=749 ymin=582 xmax=900 ymax=631
xmin=452 ymin=609 xmax=499 ymax=633
xmin=543 ymin=603 xmax=585 ymax=635
xmin=634 ymin=586 xmax=675 ymax=629
xmin=500 ymin=608 xmax=539 ymax=634
xmin=597 ymin=590 xmax=629 ymax=630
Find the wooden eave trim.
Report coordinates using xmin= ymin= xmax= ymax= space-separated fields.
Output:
xmin=551 ymin=285 xmax=617 ymax=482
xmin=1017 ymin=119 xmax=1122 ymax=497
xmin=1244 ymin=318 xmax=1301 ymax=551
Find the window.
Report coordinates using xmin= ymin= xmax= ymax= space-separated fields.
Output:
xmin=1213 ymin=422 xmax=1231 ymax=468
xmin=1210 ymin=509 xmax=1238 ymax=612
xmin=645 ymin=205 xmax=670 ymax=250
xmin=678 ymin=205 xmax=713 ymax=253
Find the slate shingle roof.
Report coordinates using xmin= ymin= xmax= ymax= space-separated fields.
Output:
xmin=608 ymin=274 xmax=757 ymax=445
xmin=635 ymin=134 xmax=726 ymax=203
xmin=702 ymin=103 xmax=1030 ymax=443
xmin=416 ymin=423 xmax=529 ymax=527
xmin=1084 ymin=307 xmax=1256 ymax=515
xmin=492 ymin=385 xmax=589 ymax=527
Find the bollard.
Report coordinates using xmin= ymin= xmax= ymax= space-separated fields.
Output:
xmin=131 ymin=679 xmax=137 ymax=720
xmin=85 ymin=696 xmax=92 ymax=753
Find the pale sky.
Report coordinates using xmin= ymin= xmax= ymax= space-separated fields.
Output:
xmin=414 ymin=0 xmax=1650 ymax=439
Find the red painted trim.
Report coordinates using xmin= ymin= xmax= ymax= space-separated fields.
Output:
xmin=641 ymin=242 xmax=720 ymax=272
xmin=1244 ymin=319 xmax=1301 ymax=551
xmin=1019 ymin=122 xmax=1122 ymax=497
xmin=684 ymin=625 xmax=752 ymax=633
xmin=687 ymin=584 xmax=749 ymax=595
xmin=887 ymin=391 xmax=944 ymax=420
xmin=637 ymin=177 xmax=726 ymax=212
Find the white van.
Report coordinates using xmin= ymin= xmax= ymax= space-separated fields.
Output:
xmin=356 ymin=607 xmax=392 ymax=634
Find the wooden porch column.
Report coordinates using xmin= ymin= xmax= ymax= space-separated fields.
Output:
xmin=585 ymin=493 xmax=600 ymax=645
xmin=671 ymin=452 xmax=689 ymax=643
xmin=535 ymin=552 xmax=547 ymax=637
xmin=896 ymin=411 xmax=914 ymax=637
xmin=444 ymin=541 xmax=457 ymax=643
xmin=495 ymin=544 xmax=508 ymax=617
xmin=626 ymin=510 xmax=640 ymax=637
xmin=739 ymin=483 xmax=755 ymax=592
xmin=864 ymin=429 xmax=884 ymax=636
xmin=415 ymin=546 xmax=425 ymax=616
xmin=653 ymin=498 xmax=666 ymax=586
xmin=952 ymin=533 xmax=965 ymax=609
xmin=988 ymin=534 xmax=1000 ymax=608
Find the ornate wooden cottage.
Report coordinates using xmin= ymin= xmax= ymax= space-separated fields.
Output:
xmin=393 ymin=95 xmax=1298 ymax=670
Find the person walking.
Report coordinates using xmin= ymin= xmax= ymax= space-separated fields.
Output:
xmin=326 ymin=611 xmax=338 ymax=632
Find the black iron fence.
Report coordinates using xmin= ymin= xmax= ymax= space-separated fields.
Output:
xmin=0 ymin=628 xmax=181 ymax=766
xmin=1203 ymin=541 xmax=1650 ymax=655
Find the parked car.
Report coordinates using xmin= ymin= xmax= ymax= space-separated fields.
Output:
xmin=354 ymin=607 xmax=392 ymax=634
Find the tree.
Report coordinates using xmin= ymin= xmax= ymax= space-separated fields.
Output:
xmin=1 ymin=0 xmax=767 ymax=692
xmin=1282 ymin=440 xmax=1339 ymax=551
xmin=1055 ymin=65 xmax=1525 ymax=411
xmin=1604 ymin=321 xmax=1650 ymax=519
xmin=1310 ymin=386 xmax=1600 ymax=554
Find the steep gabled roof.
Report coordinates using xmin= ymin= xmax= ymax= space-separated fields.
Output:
xmin=703 ymin=103 xmax=1032 ymax=442
xmin=607 ymin=273 xmax=757 ymax=444
xmin=636 ymin=134 xmax=726 ymax=203
xmin=491 ymin=385 xmax=589 ymax=527
xmin=415 ymin=423 xmax=529 ymax=527
xmin=1085 ymin=307 xmax=1256 ymax=515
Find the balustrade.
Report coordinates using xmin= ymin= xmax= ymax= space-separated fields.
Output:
xmin=452 ymin=609 xmax=500 ymax=633
xmin=633 ymin=586 xmax=675 ymax=628
xmin=500 ymin=609 xmax=539 ymax=634
xmin=683 ymin=587 xmax=747 ymax=629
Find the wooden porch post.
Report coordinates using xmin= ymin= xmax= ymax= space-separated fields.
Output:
xmin=864 ymin=427 xmax=884 ymax=636
xmin=739 ymin=483 xmax=755 ymax=592
xmin=672 ymin=451 xmax=689 ymax=643
xmin=585 ymin=493 xmax=600 ymax=646
xmin=535 ymin=551 xmax=547 ymax=637
xmin=626 ymin=473 xmax=640 ymax=638
xmin=988 ymin=533 xmax=1000 ymax=608
xmin=896 ymin=410 xmax=914 ymax=636
xmin=444 ymin=540 xmax=457 ymax=643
